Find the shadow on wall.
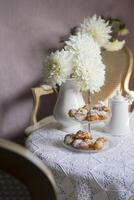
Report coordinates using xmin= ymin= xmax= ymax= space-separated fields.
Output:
xmin=0 ymin=79 xmax=57 ymax=143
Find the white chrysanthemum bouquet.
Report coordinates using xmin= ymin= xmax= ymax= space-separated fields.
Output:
xmin=43 ymin=15 xmax=128 ymax=93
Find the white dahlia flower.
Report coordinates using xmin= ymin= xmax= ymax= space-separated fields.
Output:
xmin=72 ymin=52 xmax=105 ymax=92
xmin=104 ymin=39 xmax=125 ymax=51
xmin=44 ymin=33 xmax=106 ymax=92
xmin=65 ymin=33 xmax=101 ymax=58
xmin=43 ymin=49 xmax=73 ymax=87
xmin=79 ymin=15 xmax=112 ymax=47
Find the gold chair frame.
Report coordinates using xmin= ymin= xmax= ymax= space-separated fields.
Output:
xmin=30 ymin=47 xmax=134 ymax=126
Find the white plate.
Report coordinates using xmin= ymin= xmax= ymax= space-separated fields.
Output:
xmin=71 ymin=115 xmax=111 ymax=125
xmin=63 ymin=132 xmax=118 ymax=153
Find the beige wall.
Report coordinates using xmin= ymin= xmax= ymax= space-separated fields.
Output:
xmin=0 ymin=0 xmax=134 ymax=140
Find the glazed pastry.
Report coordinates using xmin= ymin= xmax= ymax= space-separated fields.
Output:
xmin=86 ymin=111 xmax=99 ymax=121
xmin=96 ymin=137 xmax=107 ymax=143
xmin=103 ymin=106 xmax=111 ymax=113
xmin=93 ymin=136 xmax=107 ymax=150
xmin=85 ymin=115 xmax=97 ymax=121
xmin=92 ymin=102 xmax=111 ymax=113
xmin=92 ymin=101 xmax=105 ymax=110
xmin=74 ymin=106 xmax=88 ymax=121
xmin=63 ymin=130 xmax=107 ymax=152
xmin=93 ymin=140 xmax=104 ymax=150
xmin=64 ymin=134 xmax=74 ymax=145
xmin=75 ymin=112 xmax=86 ymax=121
xmin=82 ymin=104 xmax=89 ymax=111
xmin=80 ymin=142 xmax=93 ymax=150
xmin=68 ymin=102 xmax=111 ymax=122
xmin=98 ymin=110 xmax=108 ymax=117
xmin=78 ymin=107 xmax=88 ymax=114
xmin=84 ymin=139 xmax=94 ymax=145
xmin=74 ymin=130 xmax=92 ymax=140
xmin=68 ymin=109 xmax=77 ymax=117
xmin=80 ymin=141 xmax=91 ymax=150
xmin=82 ymin=139 xmax=95 ymax=150
xmin=98 ymin=113 xmax=107 ymax=120
xmin=68 ymin=105 xmax=88 ymax=121
xmin=79 ymin=139 xmax=95 ymax=150
xmin=72 ymin=139 xmax=83 ymax=148
xmin=89 ymin=107 xmax=110 ymax=121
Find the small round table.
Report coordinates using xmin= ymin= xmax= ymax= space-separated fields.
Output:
xmin=26 ymin=115 xmax=134 ymax=200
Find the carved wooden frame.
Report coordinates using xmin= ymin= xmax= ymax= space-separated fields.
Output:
xmin=30 ymin=47 xmax=134 ymax=126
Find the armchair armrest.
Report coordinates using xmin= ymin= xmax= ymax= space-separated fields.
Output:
xmin=30 ymin=47 xmax=134 ymax=125
xmin=31 ymin=85 xmax=54 ymax=126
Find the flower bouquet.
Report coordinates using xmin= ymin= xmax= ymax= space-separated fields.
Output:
xmin=43 ymin=15 xmax=128 ymax=132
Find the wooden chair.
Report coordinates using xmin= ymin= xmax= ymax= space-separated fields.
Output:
xmin=87 ymin=47 xmax=134 ymax=104
xmin=0 ymin=138 xmax=57 ymax=200
xmin=30 ymin=46 xmax=134 ymax=126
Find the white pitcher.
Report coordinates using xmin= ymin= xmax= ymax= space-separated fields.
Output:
xmin=53 ymin=79 xmax=85 ymax=132
xmin=104 ymin=91 xmax=132 ymax=136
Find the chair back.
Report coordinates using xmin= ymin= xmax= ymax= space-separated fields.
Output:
xmin=83 ymin=47 xmax=134 ymax=105
xmin=29 ymin=46 xmax=134 ymax=128
xmin=0 ymin=139 xmax=57 ymax=200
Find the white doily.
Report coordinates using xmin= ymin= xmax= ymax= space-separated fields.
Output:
xmin=26 ymin=115 xmax=134 ymax=200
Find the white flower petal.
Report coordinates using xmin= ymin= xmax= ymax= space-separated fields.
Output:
xmin=43 ymin=49 xmax=74 ymax=87
xmin=104 ymin=40 xmax=125 ymax=51
xmin=78 ymin=15 xmax=112 ymax=47
xmin=65 ymin=33 xmax=105 ymax=92
xmin=44 ymin=32 xmax=106 ymax=93
xmin=65 ymin=33 xmax=101 ymax=58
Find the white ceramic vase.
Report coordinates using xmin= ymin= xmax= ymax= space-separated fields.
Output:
xmin=53 ymin=79 xmax=85 ymax=132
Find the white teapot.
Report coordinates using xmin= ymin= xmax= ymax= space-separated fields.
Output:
xmin=105 ymin=91 xmax=133 ymax=136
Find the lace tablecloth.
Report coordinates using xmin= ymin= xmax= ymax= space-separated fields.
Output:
xmin=26 ymin=113 xmax=134 ymax=200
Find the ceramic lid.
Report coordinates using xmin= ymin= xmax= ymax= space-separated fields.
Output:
xmin=112 ymin=91 xmax=126 ymax=102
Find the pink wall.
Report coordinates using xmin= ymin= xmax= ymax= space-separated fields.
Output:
xmin=0 ymin=0 xmax=134 ymax=140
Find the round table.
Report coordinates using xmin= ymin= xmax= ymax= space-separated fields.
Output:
xmin=26 ymin=114 xmax=134 ymax=200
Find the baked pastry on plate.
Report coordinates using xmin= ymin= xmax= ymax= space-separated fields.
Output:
xmin=68 ymin=102 xmax=111 ymax=122
xmin=64 ymin=130 xmax=107 ymax=151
